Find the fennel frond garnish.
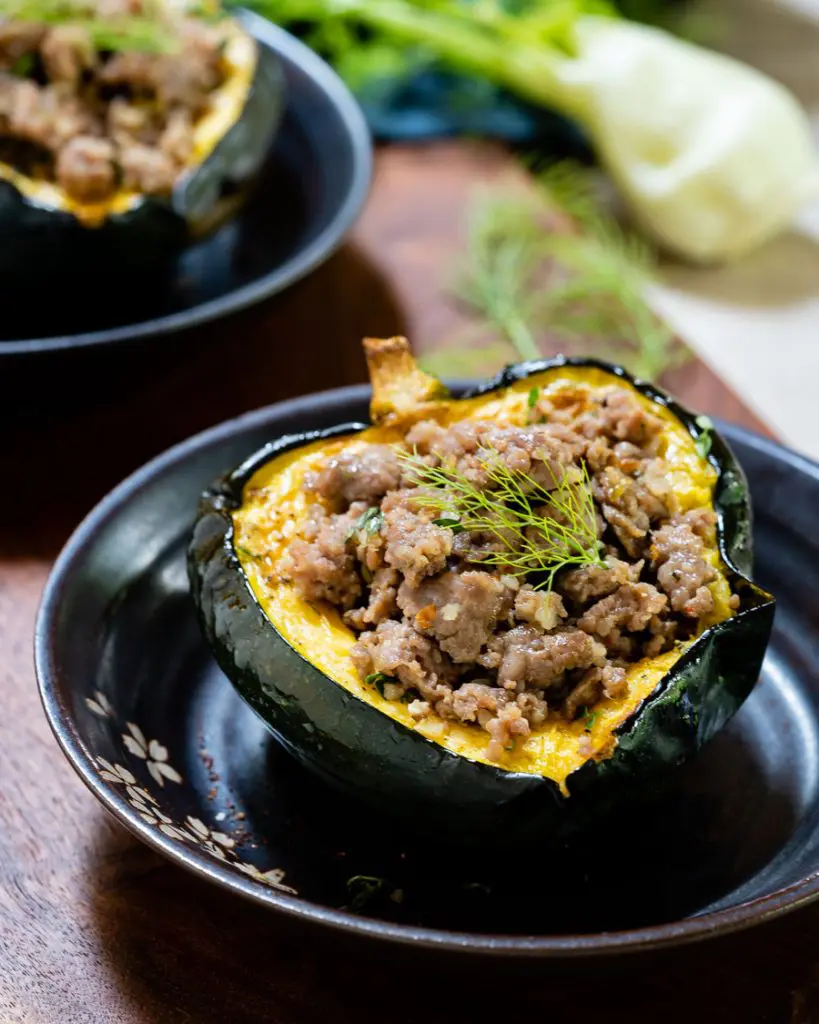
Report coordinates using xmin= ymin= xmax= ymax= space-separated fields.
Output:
xmin=449 ymin=162 xmax=689 ymax=382
xmin=399 ymin=447 xmax=604 ymax=589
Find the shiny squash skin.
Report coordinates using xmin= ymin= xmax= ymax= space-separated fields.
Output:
xmin=188 ymin=358 xmax=775 ymax=845
xmin=0 ymin=12 xmax=284 ymax=285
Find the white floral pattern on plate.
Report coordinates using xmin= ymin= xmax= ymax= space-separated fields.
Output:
xmin=92 ymin=703 xmax=297 ymax=894
xmin=86 ymin=690 xmax=114 ymax=719
xmin=122 ymin=722 xmax=183 ymax=787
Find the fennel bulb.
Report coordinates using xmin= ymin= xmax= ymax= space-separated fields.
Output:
xmin=240 ymin=0 xmax=819 ymax=262
xmin=554 ymin=17 xmax=819 ymax=262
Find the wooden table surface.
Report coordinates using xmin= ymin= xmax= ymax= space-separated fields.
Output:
xmin=2 ymin=142 xmax=815 ymax=1024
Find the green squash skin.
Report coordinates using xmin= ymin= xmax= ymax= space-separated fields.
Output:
xmin=188 ymin=358 xmax=776 ymax=846
xmin=0 ymin=14 xmax=284 ymax=288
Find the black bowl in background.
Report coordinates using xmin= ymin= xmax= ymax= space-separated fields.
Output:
xmin=1 ymin=17 xmax=372 ymax=357
xmin=33 ymin=384 xmax=819 ymax=960
xmin=0 ymin=11 xmax=286 ymax=295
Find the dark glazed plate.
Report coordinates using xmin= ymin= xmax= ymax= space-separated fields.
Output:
xmin=1 ymin=16 xmax=371 ymax=356
xmin=35 ymin=387 xmax=819 ymax=957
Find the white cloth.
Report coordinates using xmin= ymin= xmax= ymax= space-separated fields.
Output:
xmin=646 ymin=0 xmax=819 ymax=460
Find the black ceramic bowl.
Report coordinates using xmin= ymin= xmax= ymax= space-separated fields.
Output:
xmin=2 ymin=17 xmax=371 ymax=356
xmin=0 ymin=11 xmax=286 ymax=293
xmin=35 ymin=386 xmax=819 ymax=958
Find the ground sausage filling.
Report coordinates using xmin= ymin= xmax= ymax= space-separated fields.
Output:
xmin=282 ymin=383 xmax=737 ymax=761
xmin=0 ymin=3 xmax=231 ymax=204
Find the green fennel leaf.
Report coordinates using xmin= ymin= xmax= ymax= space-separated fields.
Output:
xmin=10 ymin=54 xmax=35 ymax=77
xmin=364 ymin=672 xmax=396 ymax=697
xmin=432 ymin=517 xmax=466 ymax=533
xmin=694 ymin=414 xmax=714 ymax=459
xmin=454 ymin=162 xmax=689 ymax=382
xmin=347 ymin=506 xmax=384 ymax=541
xmin=3 ymin=0 xmax=188 ymax=52
xmin=399 ymin=445 xmax=604 ymax=588
xmin=231 ymin=4 xmax=685 ymax=379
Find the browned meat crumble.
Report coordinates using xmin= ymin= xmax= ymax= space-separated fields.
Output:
xmin=283 ymin=385 xmax=729 ymax=760
xmin=0 ymin=3 xmax=229 ymax=203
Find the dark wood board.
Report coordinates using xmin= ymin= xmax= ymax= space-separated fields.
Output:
xmin=3 ymin=142 xmax=806 ymax=1024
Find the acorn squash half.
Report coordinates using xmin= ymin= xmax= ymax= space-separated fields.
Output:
xmin=188 ymin=340 xmax=775 ymax=845
xmin=0 ymin=11 xmax=284 ymax=284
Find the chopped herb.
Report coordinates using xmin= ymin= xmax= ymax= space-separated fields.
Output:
xmin=235 ymin=545 xmax=257 ymax=560
xmin=4 ymin=0 xmax=182 ymax=53
xmin=526 ymin=385 xmax=542 ymax=423
xmin=345 ymin=874 xmax=388 ymax=911
xmin=361 ymin=564 xmax=374 ymax=584
xmin=720 ymin=477 xmax=745 ymax=507
xmin=582 ymin=706 xmax=598 ymax=731
xmin=10 ymin=54 xmax=35 ymax=77
xmin=347 ymin=505 xmax=384 ymax=541
xmin=400 ymin=691 xmax=414 ymax=703
xmin=364 ymin=671 xmax=396 ymax=697
xmin=694 ymin=414 xmax=714 ymax=460
xmin=432 ymin=516 xmax=465 ymax=534
xmin=504 ymin=740 xmax=517 ymax=752
xmin=451 ymin=162 xmax=689 ymax=382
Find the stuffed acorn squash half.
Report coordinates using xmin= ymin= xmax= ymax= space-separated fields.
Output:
xmin=189 ymin=338 xmax=775 ymax=845
xmin=0 ymin=2 xmax=283 ymax=281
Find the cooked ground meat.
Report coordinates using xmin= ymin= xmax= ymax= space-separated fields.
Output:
xmin=107 ymin=97 xmax=159 ymax=146
xmin=561 ymin=557 xmax=640 ymax=604
xmin=534 ymin=385 xmax=664 ymax=451
xmin=119 ymin=142 xmax=178 ymax=195
xmin=6 ymin=80 xmax=99 ymax=151
xmin=344 ymin=567 xmax=399 ymax=632
xmin=651 ymin=511 xmax=718 ymax=618
xmin=283 ymin=503 xmax=364 ymax=610
xmin=0 ymin=22 xmax=44 ymax=66
xmin=593 ymin=464 xmax=669 ymax=557
xmin=284 ymin=383 xmax=733 ymax=759
xmin=405 ymin=419 xmax=576 ymax=491
xmin=481 ymin=626 xmax=607 ymax=689
xmin=41 ymin=25 xmax=96 ymax=86
xmin=597 ymin=388 xmax=665 ymax=446
xmin=0 ymin=7 xmax=229 ymax=204
xmin=351 ymin=620 xmax=456 ymax=700
xmin=309 ymin=444 xmax=404 ymax=507
xmin=381 ymin=490 xmax=452 ymax=586
xmin=563 ymin=664 xmax=628 ymax=718
xmin=513 ymin=587 xmax=566 ymax=631
xmin=397 ymin=570 xmax=514 ymax=663
xmin=55 ymin=135 xmax=116 ymax=203
xmin=578 ymin=582 xmax=668 ymax=640
xmin=158 ymin=108 xmax=194 ymax=165
xmin=643 ymin=615 xmax=678 ymax=657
